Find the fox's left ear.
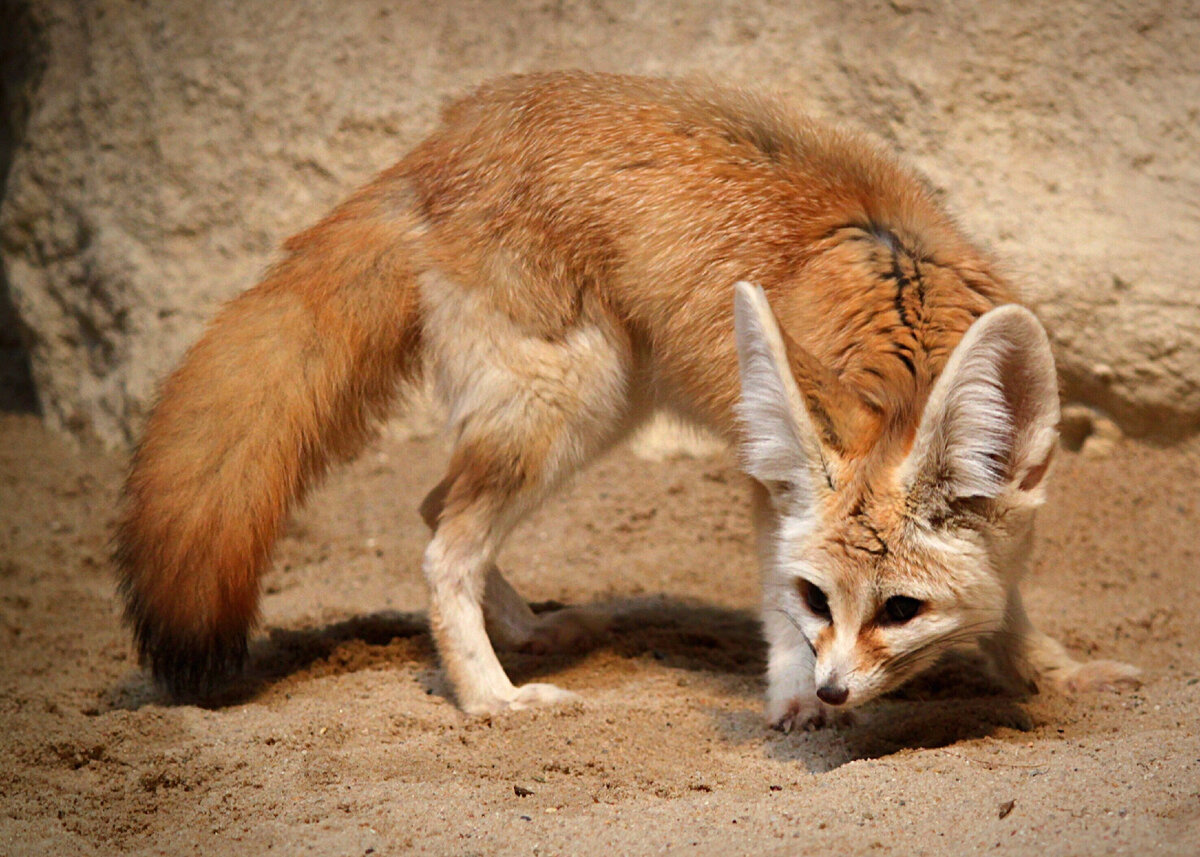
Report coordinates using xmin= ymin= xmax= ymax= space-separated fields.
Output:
xmin=733 ymin=282 xmax=876 ymax=508
xmin=900 ymin=304 xmax=1060 ymax=520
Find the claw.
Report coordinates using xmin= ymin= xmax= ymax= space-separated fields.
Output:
xmin=462 ymin=682 xmax=581 ymax=716
xmin=766 ymin=696 xmax=855 ymax=732
xmin=1056 ymin=660 xmax=1142 ymax=694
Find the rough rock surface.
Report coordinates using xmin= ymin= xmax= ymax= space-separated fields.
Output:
xmin=2 ymin=0 xmax=1198 ymax=447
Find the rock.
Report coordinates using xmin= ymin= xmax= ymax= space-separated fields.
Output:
xmin=1082 ymin=412 xmax=1125 ymax=460
xmin=1059 ymin=404 xmax=1124 ymax=459
xmin=1059 ymin=404 xmax=1099 ymax=453
xmin=2 ymin=0 xmax=1198 ymax=448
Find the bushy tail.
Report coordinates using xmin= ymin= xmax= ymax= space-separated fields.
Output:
xmin=116 ymin=176 xmax=424 ymax=698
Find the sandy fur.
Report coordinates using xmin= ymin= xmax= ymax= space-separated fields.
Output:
xmin=115 ymin=72 xmax=1134 ymax=715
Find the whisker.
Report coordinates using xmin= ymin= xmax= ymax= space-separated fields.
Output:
xmin=880 ymin=620 xmax=998 ymax=676
xmin=766 ymin=607 xmax=803 ymax=634
xmin=766 ymin=608 xmax=816 ymax=655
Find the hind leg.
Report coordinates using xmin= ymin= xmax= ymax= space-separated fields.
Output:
xmin=421 ymin=483 xmax=608 ymax=655
xmin=419 ymin=276 xmax=637 ymax=713
xmin=483 ymin=564 xmax=609 ymax=654
xmin=425 ymin=430 xmax=630 ymax=714
xmin=422 ymin=461 xmax=577 ymax=714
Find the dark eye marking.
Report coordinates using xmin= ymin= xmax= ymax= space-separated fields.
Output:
xmin=799 ymin=580 xmax=831 ymax=620
xmin=880 ymin=595 xmax=923 ymax=625
xmin=767 ymin=479 xmax=794 ymax=498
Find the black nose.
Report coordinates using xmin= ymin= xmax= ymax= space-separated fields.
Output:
xmin=816 ymin=684 xmax=849 ymax=706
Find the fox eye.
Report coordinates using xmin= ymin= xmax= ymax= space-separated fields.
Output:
xmin=882 ymin=596 xmax=923 ymax=624
xmin=799 ymin=580 xmax=831 ymax=619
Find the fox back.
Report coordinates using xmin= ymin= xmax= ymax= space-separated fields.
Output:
xmin=402 ymin=73 xmax=1014 ymax=438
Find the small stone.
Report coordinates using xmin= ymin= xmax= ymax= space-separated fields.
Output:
xmin=1082 ymin=415 xmax=1123 ymax=459
xmin=1059 ymin=404 xmax=1096 ymax=451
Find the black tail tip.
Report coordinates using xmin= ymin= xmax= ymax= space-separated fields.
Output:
xmin=143 ymin=629 xmax=249 ymax=702
xmin=123 ymin=599 xmax=249 ymax=702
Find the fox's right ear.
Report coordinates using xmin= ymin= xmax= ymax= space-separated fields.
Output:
xmin=899 ymin=304 xmax=1060 ymax=521
xmin=733 ymin=282 xmax=835 ymax=506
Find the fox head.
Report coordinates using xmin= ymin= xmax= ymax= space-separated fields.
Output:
xmin=733 ymin=282 xmax=1060 ymax=709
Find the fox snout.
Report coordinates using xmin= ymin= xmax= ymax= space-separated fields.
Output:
xmin=811 ymin=647 xmax=860 ymax=707
xmin=815 ymin=682 xmax=850 ymax=706
xmin=813 ymin=649 xmax=869 ymax=707
xmin=809 ymin=628 xmax=908 ymax=709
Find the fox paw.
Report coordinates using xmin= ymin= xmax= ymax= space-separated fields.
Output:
xmin=1054 ymin=659 xmax=1142 ymax=694
xmin=463 ymin=682 xmax=581 ymax=716
xmin=519 ymin=607 xmax=610 ymax=655
xmin=766 ymin=696 xmax=856 ymax=732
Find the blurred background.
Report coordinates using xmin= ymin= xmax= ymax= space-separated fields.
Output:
xmin=2 ymin=0 xmax=1198 ymax=450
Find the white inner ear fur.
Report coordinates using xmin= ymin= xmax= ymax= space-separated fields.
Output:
xmin=900 ymin=304 xmax=1060 ymax=509
xmin=732 ymin=281 xmax=830 ymax=506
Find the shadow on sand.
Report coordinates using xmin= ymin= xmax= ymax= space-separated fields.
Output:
xmin=105 ymin=596 xmax=1032 ymax=767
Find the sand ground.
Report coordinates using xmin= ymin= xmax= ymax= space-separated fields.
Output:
xmin=1 ymin=412 xmax=1198 ymax=855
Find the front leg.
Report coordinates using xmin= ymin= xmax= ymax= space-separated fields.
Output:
xmin=763 ymin=608 xmax=824 ymax=730
xmin=763 ymin=608 xmax=855 ymax=730
xmin=983 ymin=589 xmax=1141 ymax=696
xmin=752 ymin=480 xmax=850 ymax=731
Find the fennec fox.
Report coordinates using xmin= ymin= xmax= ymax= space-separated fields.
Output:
xmin=116 ymin=72 xmax=1139 ymax=725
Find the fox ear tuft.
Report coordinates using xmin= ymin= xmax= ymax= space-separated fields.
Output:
xmin=900 ymin=304 xmax=1059 ymax=521
xmin=732 ymin=282 xmax=831 ymax=505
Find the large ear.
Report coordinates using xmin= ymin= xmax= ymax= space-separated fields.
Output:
xmin=732 ymin=282 xmax=833 ymax=501
xmin=899 ymin=304 xmax=1060 ymax=519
